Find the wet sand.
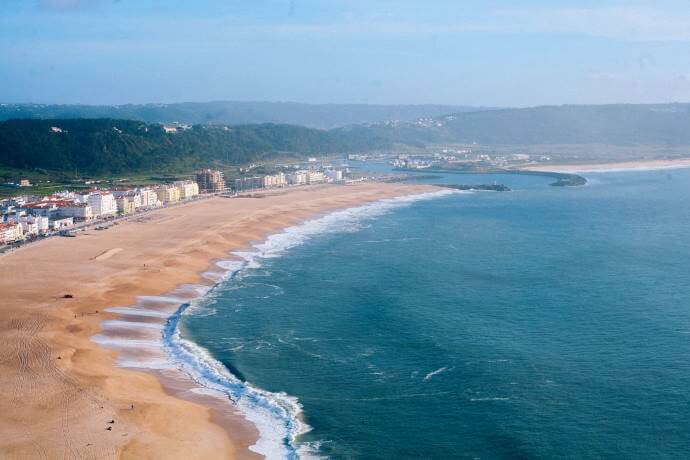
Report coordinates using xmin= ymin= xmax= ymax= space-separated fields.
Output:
xmin=0 ymin=182 xmax=436 ymax=459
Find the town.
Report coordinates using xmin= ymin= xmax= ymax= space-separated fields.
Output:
xmin=0 ymin=165 xmax=349 ymax=250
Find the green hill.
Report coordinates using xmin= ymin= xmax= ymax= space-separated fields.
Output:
xmin=374 ymin=103 xmax=690 ymax=145
xmin=0 ymin=101 xmax=487 ymax=130
xmin=0 ymin=119 xmax=388 ymax=175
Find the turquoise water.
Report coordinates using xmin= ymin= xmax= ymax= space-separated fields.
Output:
xmin=180 ymin=167 xmax=690 ymax=458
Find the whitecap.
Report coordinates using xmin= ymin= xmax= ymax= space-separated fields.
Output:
xmin=94 ymin=188 xmax=458 ymax=459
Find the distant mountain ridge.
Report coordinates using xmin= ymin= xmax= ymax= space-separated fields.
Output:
xmin=0 ymin=101 xmax=490 ymax=129
xmin=3 ymin=103 xmax=690 ymax=177
xmin=5 ymin=101 xmax=690 ymax=145
xmin=363 ymin=103 xmax=690 ymax=145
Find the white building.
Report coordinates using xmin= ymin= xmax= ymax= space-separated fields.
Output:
xmin=307 ymin=171 xmax=325 ymax=184
xmin=17 ymin=220 xmax=38 ymax=236
xmin=58 ymin=202 xmax=93 ymax=222
xmin=174 ymin=180 xmax=200 ymax=199
xmin=115 ymin=196 xmax=136 ymax=215
xmin=11 ymin=215 xmax=49 ymax=234
xmin=261 ymin=173 xmax=287 ymax=189
xmin=86 ymin=192 xmax=117 ymax=218
xmin=50 ymin=217 xmax=74 ymax=231
xmin=324 ymin=170 xmax=343 ymax=181
xmin=0 ymin=222 xmax=23 ymax=244
xmin=112 ymin=190 xmax=143 ymax=209
xmin=138 ymin=189 xmax=160 ymax=208
xmin=155 ymin=185 xmax=180 ymax=203
xmin=20 ymin=201 xmax=59 ymax=218
xmin=287 ymin=171 xmax=308 ymax=186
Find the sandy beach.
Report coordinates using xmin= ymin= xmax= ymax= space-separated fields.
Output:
xmin=521 ymin=157 xmax=690 ymax=172
xmin=0 ymin=182 xmax=436 ymax=459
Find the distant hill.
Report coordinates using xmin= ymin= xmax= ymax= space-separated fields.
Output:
xmin=0 ymin=119 xmax=389 ymax=175
xmin=3 ymin=103 xmax=690 ymax=176
xmin=0 ymin=101 xmax=488 ymax=129
xmin=371 ymin=103 xmax=690 ymax=145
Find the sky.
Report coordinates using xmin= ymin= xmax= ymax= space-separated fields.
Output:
xmin=2 ymin=0 xmax=690 ymax=107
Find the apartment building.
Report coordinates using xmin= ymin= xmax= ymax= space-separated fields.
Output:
xmin=138 ymin=188 xmax=160 ymax=208
xmin=50 ymin=217 xmax=74 ymax=231
xmin=235 ymin=176 xmax=263 ymax=192
xmin=194 ymin=169 xmax=226 ymax=193
xmin=115 ymin=195 xmax=137 ymax=215
xmin=0 ymin=222 xmax=23 ymax=244
xmin=307 ymin=171 xmax=325 ymax=184
xmin=287 ymin=171 xmax=308 ymax=186
xmin=86 ymin=192 xmax=117 ymax=218
xmin=155 ymin=185 xmax=181 ymax=203
xmin=174 ymin=180 xmax=200 ymax=199
xmin=58 ymin=202 xmax=93 ymax=222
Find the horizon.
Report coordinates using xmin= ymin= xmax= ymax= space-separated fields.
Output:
xmin=4 ymin=99 xmax=690 ymax=109
xmin=3 ymin=1 xmax=690 ymax=106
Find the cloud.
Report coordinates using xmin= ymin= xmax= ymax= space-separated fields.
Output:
xmin=37 ymin=0 xmax=101 ymax=11
xmin=18 ymin=3 xmax=690 ymax=43
xmin=496 ymin=6 xmax=690 ymax=42
xmin=205 ymin=6 xmax=690 ymax=42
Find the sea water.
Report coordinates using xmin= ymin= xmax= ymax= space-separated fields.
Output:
xmin=178 ymin=167 xmax=690 ymax=458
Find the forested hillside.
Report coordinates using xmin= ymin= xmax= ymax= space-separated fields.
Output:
xmin=0 ymin=119 xmax=388 ymax=175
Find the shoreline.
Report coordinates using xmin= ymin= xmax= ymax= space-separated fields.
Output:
xmin=0 ymin=182 xmax=438 ymax=459
xmin=166 ymin=189 xmax=457 ymax=457
xmin=520 ymin=157 xmax=690 ymax=173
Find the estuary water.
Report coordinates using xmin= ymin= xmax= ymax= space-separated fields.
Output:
xmin=179 ymin=166 xmax=690 ymax=459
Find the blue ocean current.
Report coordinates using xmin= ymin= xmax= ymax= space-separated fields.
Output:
xmin=180 ymin=166 xmax=690 ymax=459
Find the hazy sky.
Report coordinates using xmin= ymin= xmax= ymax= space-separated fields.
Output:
xmin=2 ymin=0 xmax=690 ymax=106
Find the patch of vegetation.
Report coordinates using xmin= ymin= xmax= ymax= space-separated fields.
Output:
xmin=0 ymin=119 xmax=390 ymax=177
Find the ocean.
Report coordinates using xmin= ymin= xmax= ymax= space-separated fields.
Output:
xmin=176 ymin=166 xmax=690 ymax=458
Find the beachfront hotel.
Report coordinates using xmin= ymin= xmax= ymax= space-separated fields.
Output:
xmin=194 ymin=169 xmax=226 ymax=193
xmin=174 ymin=180 xmax=200 ymax=199
xmin=83 ymin=191 xmax=118 ymax=218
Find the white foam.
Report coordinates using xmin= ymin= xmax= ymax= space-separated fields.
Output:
xmin=94 ymin=189 xmax=457 ymax=459
xmin=137 ymin=295 xmax=188 ymax=306
xmin=231 ymin=189 xmax=455 ymax=268
xmin=91 ymin=334 xmax=160 ymax=348
xmin=424 ymin=366 xmax=451 ymax=381
xmin=105 ymin=306 xmax=170 ymax=318
xmin=117 ymin=357 xmax=174 ymax=369
xmin=167 ymin=332 xmax=308 ymax=460
xmin=101 ymin=319 xmax=165 ymax=330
